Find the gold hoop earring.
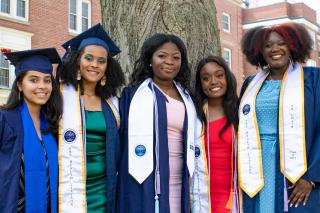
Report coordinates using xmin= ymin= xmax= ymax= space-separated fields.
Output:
xmin=100 ymin=76 xmax=106 ymax=86
xmin=77 ymin=70 xmax=82 ymax=80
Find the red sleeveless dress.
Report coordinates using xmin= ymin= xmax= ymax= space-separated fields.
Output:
xmin=205 ymin=117 xmax=233 ymax=213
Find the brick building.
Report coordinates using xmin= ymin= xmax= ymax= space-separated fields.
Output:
xmin=214 ymin=0 xmax=244 ymax=91
xmin=0 ymin=0 xmax=101 ymax=103
xmin=242 ymin=1 xmax=320 ymax=76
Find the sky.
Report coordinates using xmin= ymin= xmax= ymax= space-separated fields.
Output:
xmin=247 ymin=0 xmax=320 ymax=23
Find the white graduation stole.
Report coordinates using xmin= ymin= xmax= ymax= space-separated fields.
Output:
xmin=191 ymin=117 xmax=211 ymax=213
xmin=238 ymin=63 xmax=306 ymax=198
xmin=128 ymin=79 xmax=154 ymax=183
xmin=59 ymin=84 xmax=86 ymax=212
xmin=175 ymin=82 xmax=196 ymax=177
xmin=128 ymin=78 xmax=197 ymax=184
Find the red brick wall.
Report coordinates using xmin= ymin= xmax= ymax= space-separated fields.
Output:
xmin=243 ymin=3 xmax=289 ymax=24
xmin=214 ymin=0 xmax=244 ymax=92
xmin=0 ymin=0 xmax=101 ymax=55
xmin=289 ymin=3 xmax=317 ymax=24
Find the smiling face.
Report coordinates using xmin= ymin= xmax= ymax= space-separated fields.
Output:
xmin=151 ymin=42 xmax=181 ymax=84
xmin=262 ymin=31 xmax=290 ymax=72
xmin=200 ymin=62 xmax=227 ymax=101
xmin=79 ymin=45 xmax=108 ymax=86
xmin=18 ymin=71 xmax=52 ymax=108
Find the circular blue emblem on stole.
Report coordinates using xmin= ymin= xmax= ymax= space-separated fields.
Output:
xmin=135 ymin=145 xmax=146 ymax=157
xmin=195 ymin=146 xmax=201 ymax=158
xmin=63 ymin=130 xmax=77 ymax=143
xmin=242 ymin=104 xmax=251 ymax=115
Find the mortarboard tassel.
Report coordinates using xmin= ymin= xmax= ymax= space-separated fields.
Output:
xmin=284 ymin=187 xmax=288 ymax=212
xmin=155 ymin=195 xmax=159 ymax=213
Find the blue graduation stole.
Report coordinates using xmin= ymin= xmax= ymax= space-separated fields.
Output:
xmin=20 ymin=101 xmax=58 ymax=213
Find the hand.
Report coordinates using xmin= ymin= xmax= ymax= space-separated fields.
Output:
xmin=288 ymin=178 xmax=312 ymax=208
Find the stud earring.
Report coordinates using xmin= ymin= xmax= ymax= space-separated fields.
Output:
xmin=76 ymin=70 xmax=81 ymax=80
xmin=100 ymin=76 xmax=106 ymax=86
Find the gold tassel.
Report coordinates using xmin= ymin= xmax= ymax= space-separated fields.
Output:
xmin=225 ymin=189 xmax=233 ymax=209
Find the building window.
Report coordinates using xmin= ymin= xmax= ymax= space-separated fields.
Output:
xmin=223 ymin=48 xmax=232 ymax=69
xmin=0 ymin=0 xmax=28 ymax=20
xmin=16 ymin=0 xmax=25 ymax=17
xmin=0 ymin=0 xmax=10 ymax=14
xmin=81 ymin=2 xmax=89 ymax=31
xmin=222 ymin=12 xmax=231 ymax=33
xmin=0 ymin=52 xmax=9 ymax=88
xmin=69 ymin=0 xmax=91 ymax=33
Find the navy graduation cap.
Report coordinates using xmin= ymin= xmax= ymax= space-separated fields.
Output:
xmin=62 ymin=23 xmax=121 ymax=57
xmin=4 ymin=48 xmax=61 ymax=76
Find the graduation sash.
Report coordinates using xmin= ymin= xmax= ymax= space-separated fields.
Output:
xmin=128 ymin=78 xmax=198 ymax=184
xmin=58 ymin=84 xmax=120 ymax=212
xmin=191 ymin=116 xmax=211 ymax=213
xmin=21 ymin=101 xmax=58 ymax=213
xmin=59 ymin=84 xmax=86 ymax=212
xmin=238 ymin=64 xmax=306 ymax=198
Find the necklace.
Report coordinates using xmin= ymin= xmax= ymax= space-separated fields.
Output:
xmin=83 ymin=92 xmax=95 ymax=97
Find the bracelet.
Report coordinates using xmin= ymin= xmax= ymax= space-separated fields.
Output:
xmin=310 ymin=181 xmax=316 ymax=188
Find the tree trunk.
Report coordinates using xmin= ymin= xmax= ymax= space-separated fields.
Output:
xmin=100 ymin=0 xmax=221 ymax=81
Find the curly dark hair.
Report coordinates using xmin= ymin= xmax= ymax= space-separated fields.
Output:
xmin=57 ymin=47 xmax=125 ymax=98
xmin=0 ymin=72 xmax=62 ymax=135
xmin=241 ymin=22 xmax=313 ymax=67
xmin=195 ymin=55 xmax=239 ymax=136
xmin=130 ymin=33 xmax=191 ymax=90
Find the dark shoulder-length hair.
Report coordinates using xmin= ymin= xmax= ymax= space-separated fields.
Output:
xmin=241 ymin=22 xmax=313 ymax=67
xmin=0 ymin=72 xmax=62 ymax=135
xmin=130 ymin=33 xmax=191 ymax=90
xmin=195 ymin=55 xmax=239 ymax=136
xmin=57 ymin=47 xmax=125 ymax=98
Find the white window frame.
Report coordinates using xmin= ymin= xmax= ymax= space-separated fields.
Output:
xmin=223 ymin=48 xmax=232 ymax=69
xmin=0 ymin=51 xmax=11 ymax=88
xmin=0 ymin=0 xmax=29 ymax=22
xmin=69 ymin=0 xmax=91 ymax=34
xmin=222 ymin=12 xmax=231 ymax=33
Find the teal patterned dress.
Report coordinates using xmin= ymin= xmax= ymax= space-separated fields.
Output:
xmin=254 ymin=80 xmax=282 ymax=213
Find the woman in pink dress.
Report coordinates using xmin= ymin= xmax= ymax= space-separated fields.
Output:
xmin=192 ymin=55 xmax=239 ymax=212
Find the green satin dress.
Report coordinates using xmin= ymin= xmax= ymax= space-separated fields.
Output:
xmin=85 ymin=110 xmax=107 ymax=212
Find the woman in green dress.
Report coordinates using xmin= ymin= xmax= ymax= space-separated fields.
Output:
xmin=57 ymin=23 xmax=125 ymax=213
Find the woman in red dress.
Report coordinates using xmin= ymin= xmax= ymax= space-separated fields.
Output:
xmin=192 ymin=55 xmax=239 ymax=212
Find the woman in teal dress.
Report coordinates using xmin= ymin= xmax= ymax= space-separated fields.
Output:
xmin=57 ymin=23 xmax=125 ymax=213
xmin=254 ymin=80 xmax=281 ymax=212
xmin=239 ymin=22 xmax=320 ymax=213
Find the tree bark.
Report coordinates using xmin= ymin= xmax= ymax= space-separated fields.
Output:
xmin=100 ymin=0 xmax=221 ymax=81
